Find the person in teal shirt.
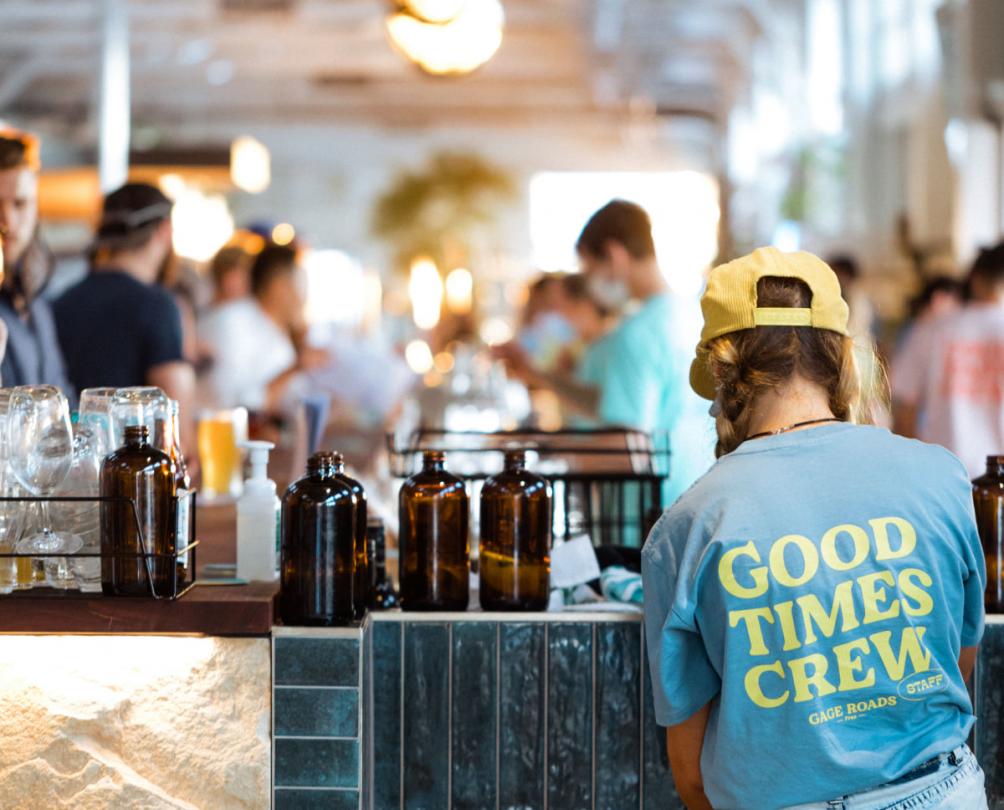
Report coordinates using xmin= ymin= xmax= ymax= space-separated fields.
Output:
xmin=498 ymin=199 xmax=714 ymax=506
xmin=643 ymin=247 xmax=987 ymax=810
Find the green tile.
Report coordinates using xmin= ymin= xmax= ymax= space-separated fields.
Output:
xmin=274 ymin=739 xmax=359 ymax=788
xmin=274 ymin=788 xmax=359 ymax=809
xmin=275 ymin=688 xmax=359 ymax=738
xmin=275 ymin=637 xmax=359 ymax=687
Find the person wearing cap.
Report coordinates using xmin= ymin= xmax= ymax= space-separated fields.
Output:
xmin=52 ymin=182 xmax=194 ymax=415
xmin=0 ymin=129 xmax=71 ymax=392
xmin=642 ymin=247 xmax=986 ymax=809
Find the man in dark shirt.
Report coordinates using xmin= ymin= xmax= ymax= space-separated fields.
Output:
xmin=53 ymin=183 xmax=194 ymax=424
xmin=0 ymin=129 xmax=72 ymax=394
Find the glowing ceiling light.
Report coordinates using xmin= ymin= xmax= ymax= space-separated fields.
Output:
xmin=403 ymin=0 xmax=466 ymax=23
xmin=230 ymin=135 xmax=270 ymax=194
xmin=444 ymin=267 xmax=473 ymax=314
xmin=433 ymin=351 xmax=455 ymax=374
xmin=405 ymin=339 xmax=434 ymax=374
xmin=409 ymin=257 xmax=443 ymax=330
xmin=386 ymin=0 xmax=504 ymax=77
xmin=157 ymin=172 xmax=186 ymax=200
xmin=479 ymin=317 xmax=512 ymax=346
xmin=171 ymin=187 xmax=235 ymax=262
xmin=271 ymin=222 xmax=295 ymax=245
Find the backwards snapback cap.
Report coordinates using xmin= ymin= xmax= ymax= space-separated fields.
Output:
xmin=93 ymin=182 xmax=173 ymax=248
xmin=689 ymin=246 xmax=849 ymax=400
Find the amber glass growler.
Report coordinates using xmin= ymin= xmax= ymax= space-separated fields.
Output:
xmin=280 ymin=451 xmax=357 ymax=626
xmin=974 ymin=456 xmax=1004 ymax=612
xmin=479 ymin=450 xmax=551 ymax=611
xmin=332 ymin=455 xmax=369 ymax=619
xmin=399 ymin=451 xmax=470 ymax=611
xmin=100 ymin=425 xmax=177 ymax=596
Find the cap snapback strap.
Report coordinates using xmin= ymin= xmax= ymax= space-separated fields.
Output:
xmin=753 ymin=307 xmax=812 ymax=327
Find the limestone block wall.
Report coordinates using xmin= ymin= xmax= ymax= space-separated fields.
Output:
xmin=0 ymin=635 xmax=270 ymax=810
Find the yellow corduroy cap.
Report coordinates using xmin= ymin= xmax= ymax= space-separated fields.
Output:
xmin=689 ymin=246 xmax=850 ymax=400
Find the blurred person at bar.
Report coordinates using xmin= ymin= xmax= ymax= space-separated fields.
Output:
xmin=644 ymin=247 xmax=986 ymax=810
xmin=890 ymin=276 xmax=964 ymax=436
xmin=53 ymin=184 xmax=194 ymax=418
xmin=207 ymin=244 xmax=252 ymax=310
xmin=0 ymin=129 xmax=70 ymax=392
xmin=516 ymin=271 xmax=609 ymax=375
xmin=898 ymin=275 xmax=965 ymax=346
xmin=828 ymin=253 xmax=876 ymax=340
xmin=828 ymin=252 xmax=887 ymax=425
xmin=892 ymin=244 xmax=1004 ymax=477
xmin=496 ymin=199 xmax=711 ymax=503
xmin=199 ymin=243 xmax=328 ymax=414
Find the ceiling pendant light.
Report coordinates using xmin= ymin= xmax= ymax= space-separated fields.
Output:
xmin=386 ymin=0 xmax=505 ymax=77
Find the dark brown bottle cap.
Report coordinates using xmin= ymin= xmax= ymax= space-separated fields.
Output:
xmin=504 ymin=449 xmax=526 ymax=465
xmin=423 ymin=450 xmax=446 ymax=465
xmin=124 ymin=424 xmax=149 ymax=443
xmin=307 ymin=450 xmax=344 ymax=475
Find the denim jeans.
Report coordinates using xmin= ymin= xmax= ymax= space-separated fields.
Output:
xmin=784 ymin=746 xmax=987 ymax=810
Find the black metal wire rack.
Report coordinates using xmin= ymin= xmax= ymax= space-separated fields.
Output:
xmin=386 ymin=428 xmax=670 ymax=548
xmin=0 ymin=490 xmax=199 ymax=599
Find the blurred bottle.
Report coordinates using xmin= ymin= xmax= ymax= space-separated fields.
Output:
xmin=237 ymin=441 xmax=279 ymax=582
xmin=366 ymin=517 xmax=399 ymax=610
xmin=168 ymin=399 xmax=192 ymax=580
xmin=100 ymin=425 xmax=177 ymax=596
xmin=279 ymin=451 xmax=357 ymax=626
xmin=167 ymin=400 xmax=191 ymax=490
xmin=399 ymin=450 xmax=469 ymax=611
xmin=974 ymin=455 xmax=1004 ymax=613
xmin=330 ymin=455 xmax=369 ymax=619
xmin=479 ymin=449 xmax=551 ymax=611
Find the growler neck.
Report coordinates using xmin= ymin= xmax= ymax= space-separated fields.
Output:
xmin=124 ymin=425 xmax=150 ymax=449
xmin=307 ymin=450 xmax=343 ymax=478
xmin=422 ymin=451 xmax=446 ymax=472
xmin=986 ymin=456 xmax=1004 ymax=478
xmin=503 ymin=450 xmax=526 ymax=471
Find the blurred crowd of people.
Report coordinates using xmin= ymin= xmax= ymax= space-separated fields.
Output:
xmin=0 ymin=123 xmax=1002 ymax=499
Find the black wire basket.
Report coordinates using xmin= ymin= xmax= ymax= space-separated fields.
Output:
xmin=386 ymin=428 xmax=670 ymax=548
xmin=0 ymin=489 xmax=198 ymax=600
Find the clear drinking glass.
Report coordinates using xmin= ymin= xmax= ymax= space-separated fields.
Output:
xmin=79 ymin=387 xmax=118 ymax=460
xmin=110 ymin=387 xmax=171 ymax=453
xmin=57 ymin=421 xmax=103 ymax=592
xmin=197 ymin=407 xmax=248 ymax=500
xmin=9 ymin=385 xmax=81 ymax=588
xmin=0 ymin=388 xmax=18 ymax=592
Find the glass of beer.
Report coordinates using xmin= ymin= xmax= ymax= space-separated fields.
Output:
xmin=197 ymin=408 xmax=248 ymax=500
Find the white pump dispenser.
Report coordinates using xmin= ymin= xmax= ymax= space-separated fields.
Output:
xmin=237 ymin=440 xmax=280 ymax=582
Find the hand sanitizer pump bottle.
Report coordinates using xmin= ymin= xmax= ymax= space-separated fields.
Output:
xmin=237 ymin=441 xmax=280 ymax=582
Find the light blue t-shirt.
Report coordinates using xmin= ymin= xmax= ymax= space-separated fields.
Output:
xmin=578 ymin=292 xmax=714 ymax=505
xmin=642 ymin=423 xmax=986 ymax=810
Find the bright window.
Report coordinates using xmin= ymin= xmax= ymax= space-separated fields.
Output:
xmin=528 ymin=171 xmax=720 ymax=297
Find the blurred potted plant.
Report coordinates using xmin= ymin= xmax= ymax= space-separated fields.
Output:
xmin=371 ymin=150 xmax=515 ymax=273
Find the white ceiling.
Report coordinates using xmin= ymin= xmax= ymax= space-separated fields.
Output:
xmin=1 ymin=0 xmax=773 ymax=148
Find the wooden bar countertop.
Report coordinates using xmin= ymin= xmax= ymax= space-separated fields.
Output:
xmin=0 ymin=502 xmax=278 ymax=636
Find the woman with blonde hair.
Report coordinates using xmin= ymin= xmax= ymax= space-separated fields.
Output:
xmin=642 ymin=247 xmax=986 ymax=809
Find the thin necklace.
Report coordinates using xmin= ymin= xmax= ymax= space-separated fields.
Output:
xmin=745 ymin=417 xmax=842 ymax=442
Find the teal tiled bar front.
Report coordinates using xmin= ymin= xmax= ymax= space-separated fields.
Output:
xmin=273 ymin=615 xmax=1004 ymax=810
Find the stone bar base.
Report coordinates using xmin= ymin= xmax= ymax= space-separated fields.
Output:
xmin=0 ymin=635 xmax=270 ymax=810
